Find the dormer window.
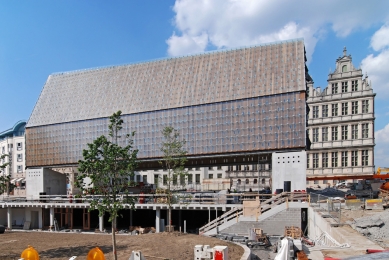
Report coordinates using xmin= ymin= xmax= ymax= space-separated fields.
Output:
xmin=342 ymin=65 xmax=347 ymax=72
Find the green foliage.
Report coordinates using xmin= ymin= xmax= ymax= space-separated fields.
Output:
xmin=0 ymin=154 xmax=10 ymax=194
xmin=76 ymin=111 xmax=138 ymax=221
xmin=159 ymin=126 xmax=188 ymax=230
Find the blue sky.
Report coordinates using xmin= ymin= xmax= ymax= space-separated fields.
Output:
xmin=1 ymin=0 xmax=388 ymax=167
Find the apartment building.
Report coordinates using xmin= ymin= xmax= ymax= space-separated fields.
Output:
xmin=0 ymin=120 xmax=27 ymax=195
xmin=306 ymin=47 xmax=375 ymax=186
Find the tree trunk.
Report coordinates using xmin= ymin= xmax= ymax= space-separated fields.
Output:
xmin=168 ymin=207 xmax=172 ymax=232
xmin=112 ymin=217 xmax=117 ymax=260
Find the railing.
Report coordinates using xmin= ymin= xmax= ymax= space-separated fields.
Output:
xmin=199 ymin=192 xmax=309 ymax=234
xmin=199 ymin=207 xmax=243 ymax=234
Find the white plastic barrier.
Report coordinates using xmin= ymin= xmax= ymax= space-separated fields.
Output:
xmin=194 ymin=245 xmax=228 ymax=260
xmin=129 ymin=250 xmax=146 ymax=260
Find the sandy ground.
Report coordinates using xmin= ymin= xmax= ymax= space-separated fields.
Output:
xmin=0 ymin=231 xmax=244 ymax=260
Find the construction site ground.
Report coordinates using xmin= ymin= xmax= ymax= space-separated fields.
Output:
xmin=0 ymin=231 xmax=244 ymax=260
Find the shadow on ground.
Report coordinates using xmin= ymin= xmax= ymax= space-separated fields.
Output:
xmin=39 ymin=245 xmax=126 ymax=258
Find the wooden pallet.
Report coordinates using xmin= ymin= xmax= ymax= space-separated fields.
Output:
xmin=284 ymin=226 xmax=303 ymax=239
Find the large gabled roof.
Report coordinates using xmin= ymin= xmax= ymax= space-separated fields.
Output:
xmin=27 ymin=39 xmax=306 ymax=128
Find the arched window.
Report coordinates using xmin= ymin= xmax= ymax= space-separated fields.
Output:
xmin=245 ymin=179 xmax=249 ymax=184
xmin=342 ymin=65 xmax=347 ymax=72
xmin=237 ymin=179 xmax=241 ymax=184
xmin=253 ymin=179 xmax=258 ymax=184
xmin=262 ymin=178 xmax=266 ymax=184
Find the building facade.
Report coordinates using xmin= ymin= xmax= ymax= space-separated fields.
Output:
xmin=0 ymin=121 xmax=27 ymax=195
xmin=306 ymin=48 xmax=375 ymax=186
xmin=25 ymin=39 xmax=310 ymax=193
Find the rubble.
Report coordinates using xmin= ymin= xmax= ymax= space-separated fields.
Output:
xmin=348 ymin=211 xmax=389 ymax=246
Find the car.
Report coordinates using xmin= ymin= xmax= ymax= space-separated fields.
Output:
xmin=0 ymin=225 xmax=5 ymax=234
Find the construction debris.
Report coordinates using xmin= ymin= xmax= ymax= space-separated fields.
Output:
xmin=349 ymin=211 xmax=389 ymax=245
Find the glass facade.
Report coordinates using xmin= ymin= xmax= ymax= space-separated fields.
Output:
xmin=26 ymin=92 xmax=306 ymax=166
xmin=26 ymin=39 xmax=308 ymax=167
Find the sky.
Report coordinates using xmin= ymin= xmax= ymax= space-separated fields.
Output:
xmin=0 ymin=0 xmax=388 ymax=168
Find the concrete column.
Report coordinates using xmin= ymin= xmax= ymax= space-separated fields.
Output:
xmin=99 ymin=215 xmax=104 ymax=232
xmin=50 ymin=207 xmax=54 ymax=227
xmin=155 ymin=208 xmax=160 ymax=233
xmin=7 ymin=207 xmax=12 ymax=229
xmin=130 ymin=209 xmax=133 ymax=227
xmin=178 ymin=210 xmax=182 ymax=232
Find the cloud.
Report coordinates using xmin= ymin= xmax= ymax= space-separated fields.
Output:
xmin=167 ymin=0 xmax=389 ymax=62
xmin=375 ymin=123 xmax=389 ymax=167
xmin=370 ymin=23 xmax=389 ymax=51
xmin=361 ymin=23 xmax=389 ymax=99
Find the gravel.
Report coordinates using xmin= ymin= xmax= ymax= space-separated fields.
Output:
xmin=349 ymin=211 xmax=389 ymax=247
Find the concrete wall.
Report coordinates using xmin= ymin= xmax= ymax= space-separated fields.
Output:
xmin=272 ymin=151 xmax=307 ymax=192
xmin=223 ymin=208 xmax=302 ymax=236
xmin=43 ymin=168 xmax=67 ymax=195
xmin=26 ymin=168 xmax=44 ymax=199
xmin=27 ymin=168 xmax=67 ymax=199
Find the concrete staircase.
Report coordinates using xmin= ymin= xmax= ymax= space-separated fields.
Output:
xmin=200 ymin=192 xmax=309 ymax=236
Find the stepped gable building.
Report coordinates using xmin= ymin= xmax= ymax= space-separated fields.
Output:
xmin=26 ymin=39 xmax=310 ymax=170
xmin=306 ymin=47 xmax=375 ymax=186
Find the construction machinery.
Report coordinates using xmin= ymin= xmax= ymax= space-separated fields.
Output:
xmin=379 ymin=179 xmax=389 ymax=206
xmin=377 ymin=167 xmax=389 ymax=175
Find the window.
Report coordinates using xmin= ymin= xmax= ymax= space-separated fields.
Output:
xmin=332 ymin=83 xmax=338 ymax=94
xmin=173 ymin=175 xmax=178 ymax=185
xmin=17 ymin=153 xmax=23 ymax=162
xmin=154 ymin=174 xmax=159 ymax=186
xmin=187 ymin=174 xmax=193 ymax=184
xmin=362 ymin=150 xmax=369 ymax=166
xmin=341 ymin=125 xmax=348 ymax=140
xmin=352 ymin=80 xmax=358 ymax=91
xmin=341 ymin=102 xmax=348 ymax=115
xmin=312 ymin=106 xmax=319 ymax=118
xmin=322 ymin=105 xmax=328 ymax=117
xmin=313 ymin=128 xmax=319 ymax=142
xmin=163 ymin=175 xmax=167 ymax=185
xmin=332 ymin=152 xmax=338 ymax=167
xmin=322 ymin=127 xmax=328 ymax=141
xmin=143 ymin=175 xmax=147 ymax=184
xmin=217 ymin=173 xmax=222 ymax=178
xmin=351 ymin=151 xmax=358 ymax=166
xmin=341 ymin=151 xmax=348 ymax=167
xmin=313 ymin=153 xmax=319 ymax=168
xmin=332 ymin=104 xmax=338 ymax=116
xmin=195 ymin=167 xmax=200 ymax=171
xmin=209 ymin=174 xmax=213 ymax=179
xmin=322 ymin=153 xmax=328 ymax=168
xmin=136 ymin=175 xmax=141 ymax=183
xmin=208 ymin=167 xmax=213 ymax=170
xmin=307 ymin=154 xmax=310 ymax=168
xmin=342 ymin=65 xmax=347 ymax=72
xmin=217 ymin=166 xmax=222 ymax=170
xmin=195 ymin=174 xmax=200 ymax=184
xmin=351 ymin=101 xmax=358 ymax=114
xmin=332 ymin=126 xmax=338 ymax=141
xmin=17 ymin=165 xmax=23 ymax=173
xmin=362 ymin=100 xmax=369 ymax=113
xmin=227 ymin=166 xmax=233 ymax=171
xmin=362 ymin=123 xmax=369 ymax=138
xmin=245 ymin=179 xmax=249 ymax=184
xmin=17 ymin=142 xmax=22 ymax=151
xmin=342 ymin=81 xmax=348 ymax=92
xmin=180 ymin=175 xmax=185 ymax=185
xmin=314 ymin=180 xmax=319 ymax=185
xmin=351 ymin=125 xmax=358 ymax=139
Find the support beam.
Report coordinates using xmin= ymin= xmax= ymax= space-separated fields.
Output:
xmin=50 ymin=207 xmax=54 ymax=228
xmin=130 ymin=209 xmax=133 ymax=227
xmin=7 ymin=207 xmax=12 ymax=230
xmin=99 ymin=215 xmax=104 ymax=232
xmin=155 ymin=208 xmax=160 ymax=233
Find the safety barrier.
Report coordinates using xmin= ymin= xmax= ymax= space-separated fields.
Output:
xmin=344 ymin=199 xmax=362 ymax=210
xmin=365 ymin=199 xmax=383 ymax=210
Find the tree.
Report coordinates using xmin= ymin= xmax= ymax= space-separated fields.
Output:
xmin=0 ymin=154 xmax=10 ymax=195
xmin=76 ymin=111 xmax=138 ymax=260
xmin=159 ymin=126 xmax=188 ymax=232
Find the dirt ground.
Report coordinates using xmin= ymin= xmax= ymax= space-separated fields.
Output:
xmin=0 ymin=230 xmax=244 ymax=260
